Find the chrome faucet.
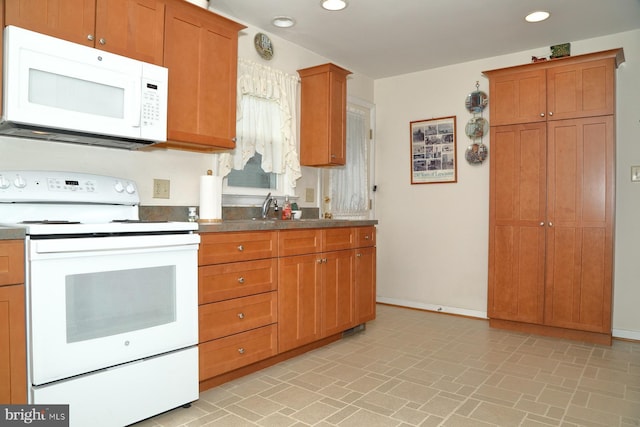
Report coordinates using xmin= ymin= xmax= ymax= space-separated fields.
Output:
xmin=261 ymin=192 xmax=274 ymax=219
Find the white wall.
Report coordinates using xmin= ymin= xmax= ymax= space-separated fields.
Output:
xmin=0 ymin=11 xmax=375 ymax=209
xmin=374 ymin=29 xmax=640 ymax=339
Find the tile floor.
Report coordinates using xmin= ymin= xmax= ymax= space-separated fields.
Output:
xmin=134 ymin=304 xmax=640 ymax=426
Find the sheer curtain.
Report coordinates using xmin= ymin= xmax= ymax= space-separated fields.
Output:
xmin=214 ymin=58 xmax=301 ymax=189
xmin=330 ymin=106 xmax=369 ymax=219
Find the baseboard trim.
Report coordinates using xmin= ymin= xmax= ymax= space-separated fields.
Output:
xmin=375 ymin=297 xmax=487 ymax=320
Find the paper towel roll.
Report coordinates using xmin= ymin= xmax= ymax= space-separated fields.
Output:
xmin=199 ymin=175 xmax=222 ymax=222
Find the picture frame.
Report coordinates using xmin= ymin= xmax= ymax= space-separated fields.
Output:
xmin=410 ymin=116 xmax=457 ymax=184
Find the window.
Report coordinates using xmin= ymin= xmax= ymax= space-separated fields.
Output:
xmin=215 ymin=59 xmax=300 ymax=200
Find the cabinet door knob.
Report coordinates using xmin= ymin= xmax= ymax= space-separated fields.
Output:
xmin=238 ymin=348 xmax=245 ymax=354
xmin=237 ymin=245 xmax=244 ymax=251
xmin=87 ymin=34 xmax=95 ymax=41
xmin=237 ymin=312 xmax=245 ymax=319
xmin=540 ymin=222 xmax=545 ymax=226
xmin=317 ymin=258 xmax=323 ymax=264
xmin=548 ymin=111 xmax=553 ymax=116
xmin=540 ymin=113 xmax=545 ymax=117
xmin=237 ymin=276 xmax=245 ymax=284
xmin=364 ymin=235 xmax=370 ymax=240
xmin=99 ymin=38 xmax=106 ymax=45
xmin=356 ymin=253 xmax=362 ymax=257
xmin=548 ymin=222 xmax=553 ymax=227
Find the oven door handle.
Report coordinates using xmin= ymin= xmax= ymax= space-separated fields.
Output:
xmin=31 ymin=234 xmax=200 ymax=255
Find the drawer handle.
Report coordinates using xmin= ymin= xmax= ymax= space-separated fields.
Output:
xmin=237 ymin=312 xmax=245 ymax=319
xmin=237 ymin=276 xmax=245 ymax=284
xmin=364 ymin=235 xmax=370 ymax=240
xmin=238 ymin=348 xmax=245 ymax=354
xmin=237 ymin=245 xmax=244 ymax=252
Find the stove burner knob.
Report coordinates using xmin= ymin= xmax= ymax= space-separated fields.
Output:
xmin=125 ymin=183 xmax=136 ymax=194
xmin=114 ymin=181 xmax=124 ymax=193
xmin=0 ymin=175 xmax=9 ymax=189
xmin=13 ymin=175 xmax=27 ymax=189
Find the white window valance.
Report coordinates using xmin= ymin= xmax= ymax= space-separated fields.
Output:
xmin=213 ymin=58 xmax=301 ymax=190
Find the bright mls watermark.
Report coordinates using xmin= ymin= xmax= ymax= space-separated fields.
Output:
xmin=0 ymin=405 xmax=68 ymax=426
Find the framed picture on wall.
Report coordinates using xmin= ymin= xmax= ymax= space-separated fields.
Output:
xmin=410 ymin=116 xmax=457 ymax=184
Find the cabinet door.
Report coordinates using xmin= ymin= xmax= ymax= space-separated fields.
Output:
xmin=299 ymin=64 xmax=351 ymax=166
xmin=163 ymin=1 xmax=243 ymax=150
xmin=94 ymin=0 xmax=165 ymax=64
xmin=321 ymin=250 xmax=354 ymax=336
xmin=278 ymin=254 xmax=321 ymax=352
xmin=547 ymin=58 xmax=615 ymax=121
xmin=488 ymin=123 xmax=547 ymax=324
xmin=489 ymin=69 xmax=546 ymax=126
xmin=4 ymin=0 xmax=96 ymax=46
xmin=0 ymin=284 xmax=26 ymax=404
xmin=355 ymin=246 xmax=376 ymax=324
xmin=545 ymin=116 xmax=614 ymax=333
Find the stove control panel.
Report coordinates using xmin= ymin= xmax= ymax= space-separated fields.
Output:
xmin=0 ymin=171 xmax=140 ymax=205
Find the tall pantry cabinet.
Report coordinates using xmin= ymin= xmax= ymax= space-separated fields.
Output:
xmin=484 ymin=49 xmax=624 ymax=345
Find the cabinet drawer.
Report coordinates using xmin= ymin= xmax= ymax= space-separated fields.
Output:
xmin=0 ymin=241 xmax=24 ymax=286
xmin=279 ymin=229 xmax=322 ymax=256
xmin=355 ymin=226 xmax=376 ymax=247
xmin=323 ymin=227 xmax=354 ymax=251
xmin=199 ymin=231 xmax=277 ymax=265
xmin=199 ymin=258 xmax=277 ymax=304
xmin=199 ymin=324 xmax=277 ymax=380
xmin=199 ymin=292 xmax=277 ymax=341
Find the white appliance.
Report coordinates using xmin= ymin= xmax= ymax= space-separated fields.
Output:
xmin=0 ymin=170 xmax=200 ymax=427
xmin=0 ymin=26 xmax=168 ymax=149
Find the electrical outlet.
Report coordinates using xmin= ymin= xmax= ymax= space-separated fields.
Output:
xmin=305 ymin=187 xmax=315 ymax=203
xmin=153 ymin=179 xmax=170 ymax=199
xmin=632 ymin=166 xmax=640 ymax=182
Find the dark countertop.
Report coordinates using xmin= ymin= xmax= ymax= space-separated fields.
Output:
xmin=198 ymin=218 xmax=378 ymax=233
xmin=0 ymin=227 xmax=26 ymax=240
xmin=0 ymin=220 xmax=378 ymax=239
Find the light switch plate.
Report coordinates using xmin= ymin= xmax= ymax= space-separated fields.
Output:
xmin=632 ymin=166 xmax=640 ymax=182
xmin=305 ymin=187 xmax=315 ymax=203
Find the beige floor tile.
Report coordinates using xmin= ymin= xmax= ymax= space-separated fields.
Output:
xmin=133 ymin=305 xmax=640 ymax=427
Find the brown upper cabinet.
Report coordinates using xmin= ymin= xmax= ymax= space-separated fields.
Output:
xmin=488 ymin=49 xmax=623 ymax=126
xmin=298 ymin=63 xmax=352 ymax=166
xmin=4 ymin=0 xmax=166 ymax=65
xmin=156 ymin=0 xmax=245 ymax=151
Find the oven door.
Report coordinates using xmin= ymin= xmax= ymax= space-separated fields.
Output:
xmin=27 ymin=233 xmax=199 ymax=386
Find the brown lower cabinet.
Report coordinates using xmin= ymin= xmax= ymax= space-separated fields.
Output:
xmin=198 ymin=226 xmax=376 ymax=390
xmin=0 ymin=240 xmax=26 ymax=404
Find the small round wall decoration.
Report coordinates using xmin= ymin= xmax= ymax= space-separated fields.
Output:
xmin=465 ymin=90 xmax=488 ymax=114
xmin=254 ymin=33 xmax=274 ymax=60
xmin=465 ymin=117 xmax=489 ymax=139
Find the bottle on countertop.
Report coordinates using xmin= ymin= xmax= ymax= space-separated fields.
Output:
xmin=282 ymin=195 xmax=292 ymax=220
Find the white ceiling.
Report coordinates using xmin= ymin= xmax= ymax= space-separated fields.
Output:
xmin=208 ymin=0 xmax=640 ymax=79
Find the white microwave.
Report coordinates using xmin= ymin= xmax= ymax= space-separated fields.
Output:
xmin=0 ymin=26 xmax=168 ymax=149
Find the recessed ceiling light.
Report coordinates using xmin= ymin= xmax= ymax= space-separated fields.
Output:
xmin=525 ymin=11 xmax=550 ymax=23
xmin=272 ymin=16 xmax=295 ymax=28
xmin=321 ymin=0 xmax=348 ymax=11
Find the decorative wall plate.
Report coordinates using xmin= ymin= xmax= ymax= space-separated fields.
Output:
xmin=465 ymin=117 xmax=489 ymax=139
xmin=254 ymin=33 xmax=274 ymax=60
xmin=465 ymin=142 xmax=488 ymax=164
xmin=465 ymin=90 xmax=488 ymax=113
